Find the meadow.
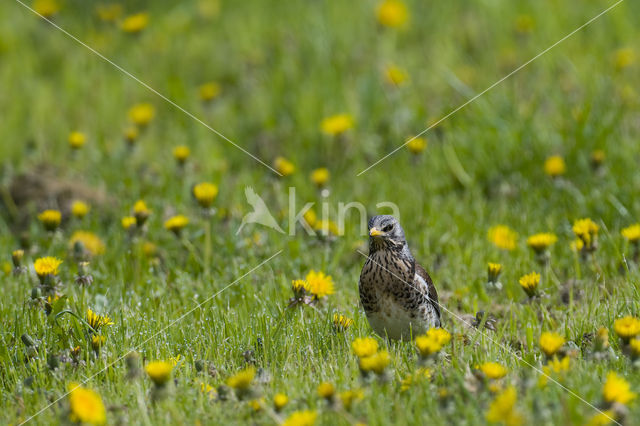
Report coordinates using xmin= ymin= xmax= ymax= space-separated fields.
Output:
xmin=1 ymin=0 xmax=639 ymax=424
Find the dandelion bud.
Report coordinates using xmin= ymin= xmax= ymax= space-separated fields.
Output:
xmin=12 ymin=249 xmax=24 ymax=267
xmin=133 ymin=200 xmax=151 ymax=227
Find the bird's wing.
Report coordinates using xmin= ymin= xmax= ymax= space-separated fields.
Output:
xmin=415 ymin=263 xmax=440 ymax=319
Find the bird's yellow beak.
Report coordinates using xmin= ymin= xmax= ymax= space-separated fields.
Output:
xmin=369 ymin=227 xmax=383 ymax=237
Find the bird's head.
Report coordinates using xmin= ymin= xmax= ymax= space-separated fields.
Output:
xmin=367 ymin=215 xmax=408 ymax=253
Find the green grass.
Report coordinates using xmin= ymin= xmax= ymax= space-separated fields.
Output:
xmin=1 ymin=0 xmax=640 ymax=424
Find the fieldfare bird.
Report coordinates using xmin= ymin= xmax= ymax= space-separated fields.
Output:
xmin=359 ymin=215 xmax=441 ymax=340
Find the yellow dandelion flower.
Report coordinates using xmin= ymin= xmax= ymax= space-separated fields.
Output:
xmin=248 ymin=398 xmax=264 ymax=412
xmin=586 ymin=410 xmax=616 ymax=426
xmin=274 ymin=393 xmax=289 ymax=411
xmin=33 ymin=0 xmax=60 ymax=18
xmin=486 ymin=386 xmax=522 ymax=426
xmin=488 ymin=225 xmax=518 ymax=250
xmin=71 ymin=200 xmax=90 ymax=218
xmin=310 ymin=168 xmax=330 ymax=187
xmin=488 ymin=262 xmax=502 ymax=282
xmin=332 ymin=313 xmax=354 ymax=331
xmin=70 ymin=231 xmax=106 ymax=256
xmin=128 ymin=103 xmax=155 ymax=126
xmin=415 ymin=328 xmax=451 ymax=357
xmin=359 ymin=350 xmax=390 ymax=374
xmin=172 ymin=145 xmax=190 ymax=164
xmin=96 ymin=3 xmax=122 ymax=22
xmin=303 ymin=209 xmax=317 ymax=228
xmin=544 ymin=155 xmax=566 ymax=177
xmin=314 ymin=219 xmax=339 ymax=236
xmin=538 ymin=356 xmax=570 ymax=387
xmin=283 ymin=410 xmax=317 ymax=426
xmin=539 ymin=332 xmax=565 ymax=357
xmin=133 ymin=200 xmax=151 ymax=225
xmin=629 ymin=339 xmax=640 ymax=358
xmin=121 ymin=216 xmax=136 ymax=230
xmin=406 ymin=137 xmax=426 ymax=155
xmin=68 ymin=382 xmax=106 ymax=425
xmin=124 ymin=126 xmax=139 ymax=144
xmin=142 ymin=241 xmax=158 ymax=257
xmin=621 ymin=224 xmax=640 ymax=243
xmin=38 ymin=209 xmax=61 ymax=231
xmin=317 ymin=382 xmax=335 ymax=399
xmin=164 ymin=214 xmax=189 ymax=234
xmin=193 ymin=182 xmax=218 ymax=208
xmin=573 ymin=218 xmax=599 ymax=250
xmin=591 ymin=150 xmax=605 ymax=167
xmin=200 ymin=382 xmax=216 ymax=397
xmin=352 ymin=337 xmax=379 ymax=358
xmin=613 ymin=316 xmax=640 ymax=342
xmin=570 ymin=238 xmax=584 ymax=252
xmin=376 ymin=0 xmax=408 ymax=28
xmin=12 ymin=249 xmax=24 ymax=266
xmin=121 ymin=12 xmax=149 ymax=33
xmin=385 ymin=65 xmax=409 ymax=86
xmin=603 ymin=371 xmax=636 ymax=405
xmin=145 ymin=361 xmax=173 ymax=386
xmin=514 ymin=14 xmax=535 ymax=34
xmin=274 ymin=156 xmax=295 ymax=176
xmin=339 ymin=389 xmax=364 ymax=410
xmin=305 ymin=270 xmax=335 ymax=298
xmin=91 ymin=335 xmax=106 ymax=351
xmin=86 ymin=309 xmax=114 ymax=331
xmin=526 ymin=233 xmax=557 ymax=253
xmin=34 ymin=256 xmax=63 ymax=279
xmin=68 ymin=131 xmax=86 ymax=149
xmin=199 ymin=81 xmax=221 ymax=101
xmin=291 ymin=279 xmax=310 ymax=296
xmin=227 ymin=366 xmax=255 ymax=390
xmin=614 ymin=47 xmax=635 ymax=70
xmin=519 ymin=272 xmax=540 ymax=298
xmin=480 ymin=362 xmax=508 ymax=380
xmin=321 ymin=114 xmax=354 ymax=136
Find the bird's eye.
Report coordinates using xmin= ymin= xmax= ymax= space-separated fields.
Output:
xmin=382 ymin=224 xmax=393 ymax=232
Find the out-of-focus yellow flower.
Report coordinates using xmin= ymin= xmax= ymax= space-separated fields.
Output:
xmin=352 ymin=337 xmax=378 ymax=358
xmin=376 ymin=0 xmax=408 ymax=28
xmin=317 ymin=382 xmax=335 ymax=399
xmin=406 ymin=137 xmax=427 ymax=155
xmin=629 ymin=339 xmax=640 ymax=358
xmin=38 ymin=209 xmax=61 ymax=231
xmin=145 ymin=361 xmax=173 ymax=386
xmin=283 ymin=410 xmax=317 ymax=426
xmin=314 ymin=220 xmax=339 ymax=236
xmin=487 ymin=262 xmax=502 ymax=282
xmin=485 ymin=386 xmax=522 ymax=426
xmin=614 ymin=47 xmax=635 ymax=70
xmin=128 ymin=103 xmax=155 ymax=126
xmin=385 ymin=65 xmax=409 ymax=86
xmin=91 ymin=335 xmax=106 ymax=351
xmin=96 ymin=3 xmax=122 ymax=22
xmin=227 ymin=366 xmax=255 ymax=390
xmin=199 ymin=82 xmax=221 ymax=101
xmin=480 ymin=362 xmax=508 ymax=380
xmin=400 ymin=368 xmax=431 ymax=392
xmin=415 ymin=328 xmax=451 ymax=357
xmin=273 ymin=393 xmax=289 ymax=411
xmin=544 ymin=155 xmax=566 ymax=177
xmin=591 ymin=150 xmax=605 ymax=167
xmin=321 ymin=114 xmax=354 ymax=136
xmin=12 ymin=249 xmax=24 ymax=267
xmin=573 ymin=218 xmax=599 ymax=251
xmin=514 ymin=14 xmax=535 ymax=34
xmin=526 ymin=233 xmax=557 ymax=253
xmin=34 ymin=257 xmax=63 ymax=279
xmin=488 ymin=225 xmax=518 ymax=250
xmin=538 ymin=356 xmax=570 ymax=387
xmin=248 ymin=398 xmax=264 ymax=412
xmin=274 ymin=156 xmax=295 ymax=176
xmin=172 ymin=145 xmax=190 ymax=164
xmin=67 ymin=382 xmax=106 ymax=425
xmin=133 ymin=200 xmax=151 ymax=225
xmin=303 ymin=209 xmax=317 ymax=228
xmin=603 ymin=371 xmax=636 ymax=405
xmin=200 ymin=382 xmax=216 ymax=398
xmin=164 ymin=214 xmax=189 ymax=235
xmin=310 ymin=168 xmax=330 ymax=187
xmin=539 ymin=332 xmax=565 ymax=357
xmin=71 ymin=200 xmax=90 ymax=218
xmin=621 ymin=224 xmax=640 ymax=243
xmin=613 ymin=316 xmax=640 ymax=342
xmin=86 ymin=309 xmax=114 ymax=331
xmin=68 ymin=131 xmax=86 ymax=149
xmin=305 ymin=270 xmax=334 ymax=298
xmin=519 ymin=272 xmax=540 ymax=298
xmin=332 ymin=313 xmax=354 ymax=331
xmin=121 ymin=216 xmax=136 ymax=230
xmin=359 ymin=350 xmax=390 ymax=374
xmin=124 ymin=126 xmax=139 ymax=144
xmin=121 ymin=12 xmax=149 ymax=33
xmin=33 ymin=0 xmax=60 ymax=18
xmin=586 ymin=410 xmax=616 ymax=426
xmin=193 ymin=182 xmax=218 ymax=208
xmin=339 ymin=389 xmax=364 ymax=410
xmin=70 ymin=231 xmax=105 ymax=256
